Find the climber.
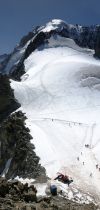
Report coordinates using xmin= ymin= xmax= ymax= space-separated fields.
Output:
xmin=77 ymin=157 xmax=79 ymax=161
xmin=54 ymin=173 xmax=73 ymax=186
xmin=85 ymin=144 xmax=89 ymax=148
xmin=90 ymin=172 xmax=92 ymax=177
xmin=96 ymin=164 xmax=98 ymax=169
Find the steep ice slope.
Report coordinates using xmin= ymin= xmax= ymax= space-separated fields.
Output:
xmin=11 ymin=36 xmax=100 ymax=203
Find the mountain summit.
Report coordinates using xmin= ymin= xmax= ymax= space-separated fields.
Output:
xmin=0 ymin=19 xmax=100 ymax=79
xmin=41 ymin=19 xmax=71 ymax=32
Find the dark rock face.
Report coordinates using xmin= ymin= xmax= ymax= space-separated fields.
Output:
xmin=24 ymin=32 xmax=46 ymax=60
xmin=74 ymin=26 xmax=97 ymax=49
xmin=19 ymin=27 xmax=39 ymax=48
xmin=0 ymin=74 xmax=20 ymax=123
xmin=9 ymin=32 xmax=46 ymax=81
xmin=10 ymin=61 xmax=25 ymax=81
xmin=0 ymin=27 xmax=39 ymax=80
xmin=94 ymin=26 xmax=100 ymax=58
xmin=0 ymin=111 xmax=46 ymax=180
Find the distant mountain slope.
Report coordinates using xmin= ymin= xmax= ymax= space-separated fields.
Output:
xmin=0 ymin=19 xmax=100 ymax=80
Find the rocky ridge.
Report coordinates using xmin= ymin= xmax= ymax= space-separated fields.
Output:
xmin=0 ymin=111 xmax=46 ymax=181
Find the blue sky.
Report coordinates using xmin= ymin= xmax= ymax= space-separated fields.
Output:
xmin=0 ymin=0 xmax=100 ymax=54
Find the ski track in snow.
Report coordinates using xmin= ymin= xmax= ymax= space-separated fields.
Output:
xmin=11 ymin=36 xmax=100 ymax=204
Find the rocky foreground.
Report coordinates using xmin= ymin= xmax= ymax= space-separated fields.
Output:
xmin=0 ymin=177 xmax=98 ymax=210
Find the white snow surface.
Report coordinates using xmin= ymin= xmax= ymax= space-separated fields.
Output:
xmin=15 ymin=176 xmax=35 ymax=186
xmin=41 ymin=19 xmax=82 ymax=33
xmin=41 ymin=19 xmax=67 ymax=32
xmin=11 ymin=36 xmax=100 ymax=204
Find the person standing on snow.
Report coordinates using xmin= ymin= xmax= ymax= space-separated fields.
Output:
xmin=77 ymin=157 xmax=79 ymax=161
xmin=90 ymin=172 xmax=92 ymax=177
xmin=96 ymin=164 xmax=98 ymax=169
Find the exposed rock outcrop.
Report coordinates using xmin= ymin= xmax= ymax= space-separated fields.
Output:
xmin=0 ymin=111 xmax=46 ymax=181
xmin=0 ymin=74 xmax=20 ymax=123
xmin=94 ymin=26 xmax=100 ymax=58
xmin=0 ymin=177 xmax=37 ymax=209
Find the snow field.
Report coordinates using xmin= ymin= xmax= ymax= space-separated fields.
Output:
xmin=11 ymin=36 xmax=100 ymax=204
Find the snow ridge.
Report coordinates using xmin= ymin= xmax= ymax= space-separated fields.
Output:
xmin=41 ymin=19 xmax=68 ymax=32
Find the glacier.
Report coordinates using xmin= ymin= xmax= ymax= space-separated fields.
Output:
xmin=11 ymin=33 xmax=100 ymax=204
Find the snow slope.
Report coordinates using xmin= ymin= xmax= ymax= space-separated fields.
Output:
xmin=11 ymin=35 xmax=100 ymax=204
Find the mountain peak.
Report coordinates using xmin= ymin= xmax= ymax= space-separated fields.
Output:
xmin=41 ymin=19 xmax=68 ymax=32
xmin=41 ymin=19 xmax=83 ymax=33
xmin=50 ymin=19 xmax=66 ymax=25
